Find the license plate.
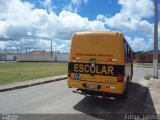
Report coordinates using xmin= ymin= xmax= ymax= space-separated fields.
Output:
xmin=85 ymin=83 xmax=98 ymax=89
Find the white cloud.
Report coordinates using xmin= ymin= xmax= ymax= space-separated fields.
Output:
xmin=55 ymin=43 xmax=70 ymax=52
xmin=126 ymin=36 xmax=153 ymax=51
xmin=63 ymin=0 xmax=88 ymax=12
xmin=0 ymin=0 xmax=33 ymax=21
xmin=71 ymin=0 xmax=88 ymax=5
xmin=37 ymin=0 xmax=55 ymax=12
xmin=118 ymin=0 xmax=154 ymax=19
xmin=0 ymin=41 xmax=5 ymax=50
xmin=52 ymin=10 xmax=105 ymax=40
xmin=97 ymin=0 xmax=154 ymax=37
xmin=0 ymin=0 xmax=105 ymax=52
xmin=2 ymin=39 xmax=52 ymax=52
xmin=0 ymin=0 xmax=158 ymax=52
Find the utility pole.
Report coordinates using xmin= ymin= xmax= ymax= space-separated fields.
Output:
xmin=25 ymin=48 xmax=28 ymax=54
xmin=51 ymin=39 xmax=53 ymax=62
xmin=153 ymin=0 xmax=158 ymax=79
xmin=16 ymin=48 xmax=19 ymax=54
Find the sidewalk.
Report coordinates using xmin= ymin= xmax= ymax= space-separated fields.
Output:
xmin=140 ymin=78 xmax=160 ymax=114
xmin=0 ymin=75 xmax=67 ymax=92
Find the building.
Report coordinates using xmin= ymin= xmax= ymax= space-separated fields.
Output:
xmin=16 ymin=51 xmax=69 ymax=62
xmin=16 ymin=51 xmax=53 ymax=62
xmin=0 ymin=53 xmax=16 ymax=61
xmin=134 ymin=50 xmax=160 ymax=63
xmin=56 ymin=53 xmax=69 ymax=62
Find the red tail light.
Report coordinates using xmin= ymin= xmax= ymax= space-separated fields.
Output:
xmin=72 ymin=57 xmax=76 ymax=61
xmin=107 ymin=58 xmax=112 ymax=62
xmin=117 ymin=75 xmax=123 ymax=82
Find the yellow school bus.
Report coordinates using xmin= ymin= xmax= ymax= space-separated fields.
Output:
xmin=67 ymin=31 xmax=133 ymax=99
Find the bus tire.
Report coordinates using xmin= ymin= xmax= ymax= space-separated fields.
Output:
xmin=121 ymin=80 xmax=129 ymax=99
xmin=129 ymin=74 xmax=133 ymax=84
xmin=129 ymin=78 xmax=132 ymax=84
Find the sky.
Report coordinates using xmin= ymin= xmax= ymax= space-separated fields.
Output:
xmin=0 ymin=0 xmax=160 ymax=53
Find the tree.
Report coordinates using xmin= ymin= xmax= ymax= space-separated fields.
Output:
xmin=138 ymin=51 xmax=146 ymax=63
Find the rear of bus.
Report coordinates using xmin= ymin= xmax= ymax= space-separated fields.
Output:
xmin=68 ymin=31 xmax=128 ymax=99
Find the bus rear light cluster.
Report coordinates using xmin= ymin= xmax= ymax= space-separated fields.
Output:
xmin=117 ymin=75 xmax=124 ymax=82
xmin=115 ymin=32 xmax=119 ymax=35
xmin=72 ymin=57 xmax=76 ymax=60
xmin=106 ymin=86 xmax=115 ymax=89
xmin=72 ymin=57 xmax=76 ymax=62
xmin=107 ymin=58 xmax=112 ymax=62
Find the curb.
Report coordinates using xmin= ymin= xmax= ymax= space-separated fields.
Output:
xmin=134 ymin=64 xmax=160 ymax=69
xmin=0 ymin=76 xmax=67 ymax=92
xmin=139 ymin=79 xmax=149 ymax=86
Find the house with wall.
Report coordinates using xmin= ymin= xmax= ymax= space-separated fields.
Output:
xmin=134 ymin=50 xmax=160 ymax=63
xmin=16 ymin=51 xmax=69 ymax=62
xmin=0 ymin=53 xmax=16 ymax=61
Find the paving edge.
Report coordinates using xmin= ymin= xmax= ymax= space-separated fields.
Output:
xmin=0 ymin=76 xmax=67 ymax=92
xmin=134 ymin=64 xmax=160 ymax=69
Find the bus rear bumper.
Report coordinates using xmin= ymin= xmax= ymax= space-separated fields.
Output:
xmin=72 ymin=88 xmax=124 ymax=100
xmin=68 ymin=79 xmax=126 ymax=95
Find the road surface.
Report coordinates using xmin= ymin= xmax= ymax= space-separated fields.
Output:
xmin=0 ymin=67 xmax=158 ymax=120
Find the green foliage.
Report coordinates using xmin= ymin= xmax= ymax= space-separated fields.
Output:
xmin=0 ymin=62 xmax=67 ymax=84
xmin=144 ymin=75 xmax=152 ymax=80
xmin=138 ymin=51 xmax=147 ymax=62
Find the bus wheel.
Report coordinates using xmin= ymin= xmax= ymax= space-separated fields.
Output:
xmin=128 ymin=75 xmax=132 ymax=84
xmin=129 ymin=79 xmax=132 ymax=84
xmin=121 ymin=80 xmax=129 ymax=99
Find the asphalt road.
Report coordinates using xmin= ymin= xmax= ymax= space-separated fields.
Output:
xmin=0 ymin=67 xmax=158 ymax=120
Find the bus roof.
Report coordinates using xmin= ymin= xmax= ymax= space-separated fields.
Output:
xmin=72 ymin=31 xmax=133 ymax=52
xmin=73 ymin=31 xmax=123 ymax=36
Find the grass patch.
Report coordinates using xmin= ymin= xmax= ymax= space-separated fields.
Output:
xmin=144 ymin=75 xmax=152 ymax=80
xmin=0 ymin=62 xmax=67 ymax=84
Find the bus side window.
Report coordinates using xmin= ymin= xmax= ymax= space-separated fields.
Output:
xmin=128 ymin=47 xmax=132 ymax=60
xmin=124 ymin=42 xmax=128 ymax=60
xmin=127 ymin=47 xmax=129 ymax=59
xmin=124 ymin=38 xmax=132 ymax=61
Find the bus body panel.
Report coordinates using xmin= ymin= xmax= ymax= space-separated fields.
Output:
xmin=70 ymin=32 xmax=125 ymax=65
xmin=68 ymin=31 xmax=133 ymax=95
